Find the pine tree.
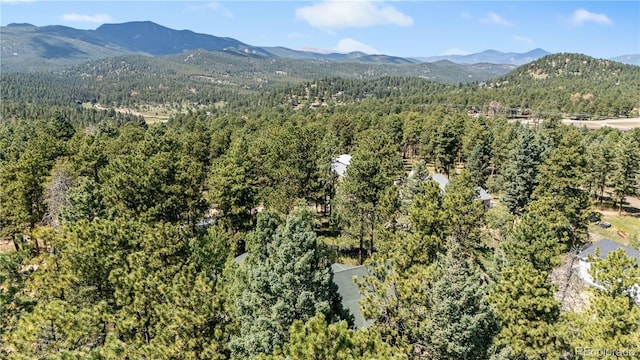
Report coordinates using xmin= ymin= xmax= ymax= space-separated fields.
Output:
xmin=231 ymin=210 xmax=347 ymax=358
xmin=490 ymin=262 xmax=570 ymax=359
xmin=336 ymin=129 xmax=402 ymax=264
xmin=529 ymin=127 xmax=590 ymax=242
xmin=266 ymin=313 xmax=403 ymax=360
xmin=408 ymin=180 xmax=445 ymax=261
xmin=207 ymin=135 xmax=257 ymax=232
xmin=441 ymin=171 xmax=486 ymax=251
xmin=61 ymin=177 xmax=106 ymax=223
xmin=501 ymin=213 xmax=563 ymax=273
xmin=425 ymin=244 xmax=498 ymax=360
xmin=462 ymin=117 xmax=493 ymax=188
xmin=501 ymin=125 xmax=541 ymax=215
xmin=0 ymin=146 xmax=50 ymax=252
xmin=609 ymin=131 xmax=640 ymax=214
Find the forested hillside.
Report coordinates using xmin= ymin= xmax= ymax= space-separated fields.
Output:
xmin=1 ymin=51 xmax=639 ymax=359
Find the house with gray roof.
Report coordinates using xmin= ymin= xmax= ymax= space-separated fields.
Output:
xmin=577 ymin=238 xmax=640 ymax=305
xmin=330 ymin=263 xmax=373 ymax=329
xmin=234 ymin=252 xmax=372 ymax=328
xmin=431 ymin=173 xmax=493 ymax=208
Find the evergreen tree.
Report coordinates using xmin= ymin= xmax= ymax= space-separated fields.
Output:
xmin=583 ymin=130 xmax=618 ymax=201
xmin=207 ymin=135 xmax=257 ymax=232
xmin=336 ymin=129 xmax=402 ymax=264
xmin=501 ymin=125 xmax=541 ymax=215
xmin=490 ymin=262 xmax=570 ymax=359
xmin=0 ymin=147 xmax=50 ymax=252
xmin=408 ymin=179 xmax=445 ymax=261
xmin=462 ymin=117 xmax=493 ymax=188
xmin=263 ymin=313 xmax=403 ymax=360
xmin=425 ymin=244 xmax=498 ymax=360
xmin=0 ymin=250 xmax=35 ymax=355
xmin=61 ymin=177 xmax=106 ymax=223
xmin=231 ymin=210 xmax=347 ymax=358
xmin=501 ymin=213 xmax=563 ymax=273
xmin=529 ymin=127 xmax=590 ymax=242
xmin=609 ymin=131 xmax=640 ymax=214
xmin=441 ymin=171 xmax=486 ymax=251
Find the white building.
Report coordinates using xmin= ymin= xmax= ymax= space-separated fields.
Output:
xmin=577 ymin=238 xmax=640 ymax=305
xmin=331 ymin=154 xmax=352 ymax=177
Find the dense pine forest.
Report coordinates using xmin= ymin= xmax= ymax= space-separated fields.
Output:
xmin=1 ymin=52 xmax=640 ymax=359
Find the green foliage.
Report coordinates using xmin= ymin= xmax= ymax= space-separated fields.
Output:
xmin=100 ymin=129 xmax=207 ymax=224
xmin=528 ymin=126 xmax=591 ymax=243
xmin=61 ymin=177 xmax=105 ymax=223
xmin=490 ymin=262 xmax=570 ymax=359
xmin=207 ymin=135 xmax=257 ymax=232
xmin=463 ymin=117 xmax=493 ymax=188
xmin=584 ymin=128 xmax=619 ymax=201
xmin=589 ymin=248 xmax=640 ymax=299
xmin=501 ymin=213 xmax=563 ymax=272
xmin=231 ymin=210 xmax=348 ymax=358
xmin=1 ymin=48 xmax=639 ymax=359
xmin=265 ymin=313 xmax=403 ymax=360
xmin=425 ymin=244 xmax=498 ymax=360
xmin=609 ymin=131 xmax=640 ymax=214
xmin=408 ymin=180 xmax=445 ymax=261
xmin=0 ymin=146 xmax=51 ymax=250
xmin=336 ymin=129 xmax=402 ymax=263
xmin=1 ymin=219 xmax=233 ymax=359
xmin=441 ymin=171 xmax=486 ymax=251
xmin=0 ymin=250 xmax=35 ymax=351
xmin=250 ymin=123 xmax=323 ymax=213
xmin=501 ymin=124 xmax=542 ymax=215
xmin=571 ymin=249 xmax=640 ymax=356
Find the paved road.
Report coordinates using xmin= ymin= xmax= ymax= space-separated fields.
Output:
xmin=562 ymin=117 xmax=640 ymax=131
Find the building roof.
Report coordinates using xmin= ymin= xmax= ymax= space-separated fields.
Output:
xmin=233 ymin=253 xmax=372 ymax=329
xmin=330 ymin=263 xmax=373 ymax=329
xmin=431 ymin=173 xmax=449 ymax=192
xmin=578 ymin=238 xmax=640 ymax=266
xmin=478 ymin=187 xmax=493 ymax=201
xmin=233 ymin=252 xmax=250 ymax=264
xmin=431 ymin=173 xmax=493 ymax=201
xmin=331 ymin=154 xmax=351 ymax=177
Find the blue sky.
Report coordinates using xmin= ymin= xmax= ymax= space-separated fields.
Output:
xmin=1 ymin=1 xmax=638 ymax=58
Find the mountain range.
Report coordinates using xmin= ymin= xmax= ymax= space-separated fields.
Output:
xmin=413 ymin=48 xmax=552 ymax=66
xmin=1 ymin=20 xmax=639 ymax=74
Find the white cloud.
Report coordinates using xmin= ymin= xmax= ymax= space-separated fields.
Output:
xmin=571 ymin=9 xmax=612 ymax=26
xmin=513 ymin=35 xmax=534 ymax=47
xmin=206 ymin=2 xmax=233 ymax=18
xmin=461 ymin=12 xmax=472 ymax=20
xmin=335 ymin=38 xmax=378 ymax=54
xmin=61 ymin=13 xmax=112 ymax=23
xmin=288 ymin=32 xmax=306 ymax=39
xmin=295 ymin=0 xmax=413 ymax=29
xmin=442 ymin=48 xmax=471 ymax=56
xmin=481 ymin=12 xmax=513 ymax=27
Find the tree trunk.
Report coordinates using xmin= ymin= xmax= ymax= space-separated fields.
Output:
xmin=359 ymin=224 xmax=364 ymax=265
xmin=369 ymin=218 xmax=375 ymax=257
xmin=34 ymin=236 xmax=40 ymax=256
xmin=619 ymin=198 xmax=624 ymax=215
xmin=12 ymin=234 xmax=20 ymax=252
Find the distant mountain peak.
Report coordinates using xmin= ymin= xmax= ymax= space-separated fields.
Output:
xmin=415 ymin=49 xmax=552 ymax=65
xmin=92 ymin=21 xmax=260 ymax=56
xmin=7 ymin=23 xmax=36 ymax=27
